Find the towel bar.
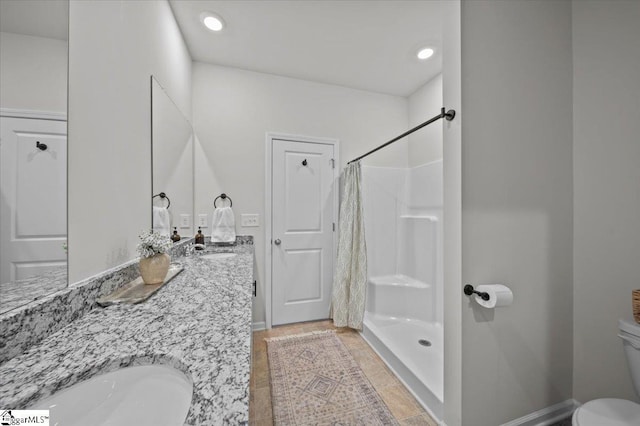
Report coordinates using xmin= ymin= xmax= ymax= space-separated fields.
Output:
xmin=153 ymin=192 xmax=171 ymax=208
xmin=214 ymin=193 xmax=233 ymax=208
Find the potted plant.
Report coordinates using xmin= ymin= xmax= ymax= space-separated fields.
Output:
xmin=137 ymin=230 xmax=172 ymax=285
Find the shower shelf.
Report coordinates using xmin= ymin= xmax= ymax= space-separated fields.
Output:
xmin=399 ymin=215 xmax=438 ymax=222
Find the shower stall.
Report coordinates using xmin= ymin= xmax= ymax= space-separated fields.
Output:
xmin=360 ymin=159 xmax=444 ymax=421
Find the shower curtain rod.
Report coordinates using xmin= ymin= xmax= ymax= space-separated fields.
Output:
xmin=347 ymin=107 xmax=456 ymax=164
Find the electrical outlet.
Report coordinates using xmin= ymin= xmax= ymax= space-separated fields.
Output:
xmin=241 ymin=214 xmax=259 ymax=227
xmin=179 ymin=214 xmax=191 ymax=228
xmin=198 ymin=214 xmax=208 ymax=227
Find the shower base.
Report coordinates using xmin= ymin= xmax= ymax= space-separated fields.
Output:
xmin=362 ymin=312 xmax=443 ymax=422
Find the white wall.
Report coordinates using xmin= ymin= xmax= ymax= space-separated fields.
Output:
xmin=442 ymin=1 xmax=463 ymax=424
xmin=573 ymin=0 xmax=640 ymax=403
xmin=361 ymin=163 xmax=443 ymax=288
xmin=0 ymin=32 xmax=67 ymax=112
xmin=361 ymin=166 xmax=405 ymax=279
xmin=408 ymin=74 xmax=443 ymax=166
xmin=403 ymin=161 xmax=443 ymax=324
xmin=191 ymin=63 xmax=408 ymax=324
xmin=460 ymin=1 xmax=573 ymax=424
xmin=68 ymin=0 xmax=192 ymax=283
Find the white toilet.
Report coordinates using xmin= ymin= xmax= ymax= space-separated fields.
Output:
xmin=572 ymin=318 xmax=640 ymax=425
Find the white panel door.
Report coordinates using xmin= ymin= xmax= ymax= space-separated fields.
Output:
xmin=272 ymin=139 xmax=335 ymax=325
xmin=0 ymin=117 xmax=67 ymax=283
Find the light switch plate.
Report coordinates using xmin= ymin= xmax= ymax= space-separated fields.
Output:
xmin=179 ymin=214 xmax=191 ymax=228
xmin=241 ymin=214 xmax=259 ymax=227
xmin=198 ymin=214 xmax=208 ymax=227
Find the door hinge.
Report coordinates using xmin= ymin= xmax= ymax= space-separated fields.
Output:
xmin=333 ymin=222 xmax=335 ymax=232
xmin=253 ymin=280 xmax=257 ymax=297
xmin=331 ymin=158 xmax=335 ymax=169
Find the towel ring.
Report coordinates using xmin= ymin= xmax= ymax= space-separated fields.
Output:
xmin=153 ymin=192 xmax=171 ymax=208
xmin=214 ymin=193 xmax=232 ymax=208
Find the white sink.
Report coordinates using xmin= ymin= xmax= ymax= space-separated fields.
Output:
xmin=30 ymin=364 xmax=192 ymax=426
xmin=200 ymin=252 xmax=237 ymax=261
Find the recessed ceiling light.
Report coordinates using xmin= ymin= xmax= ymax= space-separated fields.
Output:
xmin=201 ymin=12 xmax=225 ymax=32
xmin=417 ymin=47 xmax=435 ymax=60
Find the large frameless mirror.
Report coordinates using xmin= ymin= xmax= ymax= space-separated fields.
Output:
xmin=151 ymin=76 xmax=194 ymax=241
xmin=0 ymin=0 xmax=69 ymax=314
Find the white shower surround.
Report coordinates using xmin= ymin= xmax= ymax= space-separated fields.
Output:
xmin=360 ymin=160 xmax=443 ymax=421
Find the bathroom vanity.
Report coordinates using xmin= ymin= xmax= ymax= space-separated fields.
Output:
xmin=0 ymin=241 xmax=254 ymax=425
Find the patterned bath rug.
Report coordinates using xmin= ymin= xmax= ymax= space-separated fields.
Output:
xmin=265 ymin=330 xmax=399 ymax=425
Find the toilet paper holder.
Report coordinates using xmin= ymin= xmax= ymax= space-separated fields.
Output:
xmin=463 ymin=284 xmax=490 ymax=301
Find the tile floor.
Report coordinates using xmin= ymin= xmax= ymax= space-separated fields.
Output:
xmin=249 ymin=320 xmax=438 ymax=426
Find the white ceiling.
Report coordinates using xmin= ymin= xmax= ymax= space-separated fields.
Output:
xmin=0 ymin=0 xmax=443 ymax=97
xmin=169 ymin=0 xmax=445 ymax=97
xmin=0 ymin=0 xmax=68 ymax=41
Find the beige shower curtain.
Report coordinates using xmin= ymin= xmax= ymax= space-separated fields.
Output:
xmin=331 ymin=161 xmax=367 ymax=330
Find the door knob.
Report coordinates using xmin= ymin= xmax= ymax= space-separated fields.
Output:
xmin=274 ymin=239 xmax=281 ymax=245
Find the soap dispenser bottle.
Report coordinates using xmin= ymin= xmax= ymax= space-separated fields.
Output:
xmin=195 ymin=227 xmax=205 ymax=248
xmin=171 ymin=227 xmax=181 ymax=242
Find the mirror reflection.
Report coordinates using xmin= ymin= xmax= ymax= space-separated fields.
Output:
xmin=151 ymin=76 xmax=194 ymax=241
xmin=0 ymin=0 xmax=68 ymax=314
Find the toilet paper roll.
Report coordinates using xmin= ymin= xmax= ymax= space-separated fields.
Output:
xmin=474 ymin=284 xmax=513 ymax=308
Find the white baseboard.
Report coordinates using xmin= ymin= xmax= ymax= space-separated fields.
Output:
xmin=252 ymin=321 xmax=266 ymax=331
xmin=501 ymin=399 xmax=580 ymax=426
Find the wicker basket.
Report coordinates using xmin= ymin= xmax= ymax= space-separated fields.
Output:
xmin=633 ymin=289 xmax=640 ymax=324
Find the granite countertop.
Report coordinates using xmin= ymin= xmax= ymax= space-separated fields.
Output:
xmin=0 ymin=243 xmax=254 ymax=425
xmin=0 ymin=267 xmax=68 ymax=314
